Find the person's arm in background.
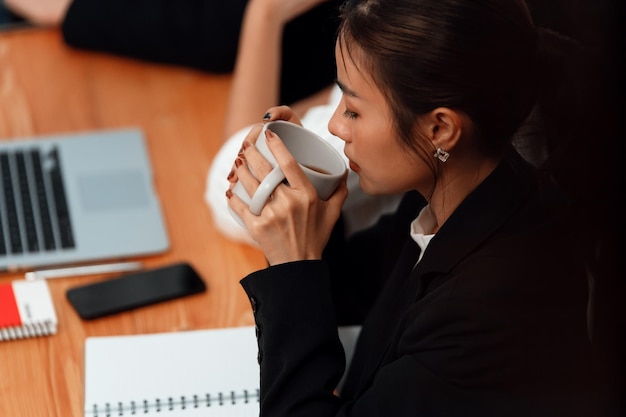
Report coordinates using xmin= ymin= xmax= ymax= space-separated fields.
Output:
xmin=209 ymin=0 xmax=336 ymax=245
xmin=222 ymin=0 xmax=332 ymax=139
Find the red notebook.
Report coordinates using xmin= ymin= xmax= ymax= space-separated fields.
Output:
xmin=0 ymin=279 xmax=57 ymax=341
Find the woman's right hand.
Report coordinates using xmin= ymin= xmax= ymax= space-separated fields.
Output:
xmin=226 ymin=113 xmax=348 ymax=266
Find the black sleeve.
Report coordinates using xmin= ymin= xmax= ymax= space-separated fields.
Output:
xmin=241 ymin=261 xmax=346 ymax=417
xmin=62 ymin=0 xmax=247 ymax=73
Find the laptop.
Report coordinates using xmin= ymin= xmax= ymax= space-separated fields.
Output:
xmin=0 ymin=128 xmax=169 ymax=271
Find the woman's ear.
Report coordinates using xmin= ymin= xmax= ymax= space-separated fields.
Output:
xmin=424 ymin=107 xmax=465 ymax=153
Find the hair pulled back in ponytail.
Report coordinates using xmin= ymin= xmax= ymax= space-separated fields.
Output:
xmin=517 ymin=24 xmax=609 ymax=201
xmin=337 ymin=0 xmax=607 ymax=209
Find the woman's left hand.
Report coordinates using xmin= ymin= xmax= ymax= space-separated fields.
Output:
xmin=227 ymin=125 xmax=348 ymax=266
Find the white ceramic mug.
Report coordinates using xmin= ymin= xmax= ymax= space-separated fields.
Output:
xmin=230 ymin=120 xmax=347 ymax=225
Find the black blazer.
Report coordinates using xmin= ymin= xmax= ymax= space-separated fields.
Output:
xmin=60 ymin=0 xmax=341 ymax=104
xmin=241 ymin=149 xmax=599 ymax=416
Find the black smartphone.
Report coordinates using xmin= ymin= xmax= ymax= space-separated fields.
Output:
xmin=66 ymin=262 xmax=206 ymax=320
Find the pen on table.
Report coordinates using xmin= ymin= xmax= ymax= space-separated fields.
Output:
xmin=24 ymin=261 xmax=143 ymax=281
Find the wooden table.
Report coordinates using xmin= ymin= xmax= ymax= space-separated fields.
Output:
xmin=0 ymin=28 xmax=266 ymax=417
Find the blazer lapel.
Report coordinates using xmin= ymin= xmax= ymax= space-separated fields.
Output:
xmin=347 ymin=149 xmax=538 ymax=398
xmin=414 ymin=149 xmax=535 ymax=280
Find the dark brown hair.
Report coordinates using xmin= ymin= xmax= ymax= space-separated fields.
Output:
xmin=337 ymin=0 xmax=539 ymax=163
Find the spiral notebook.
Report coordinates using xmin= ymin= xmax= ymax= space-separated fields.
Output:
xmin=0 ymin=279 xmax=57 ymax=341
xmin=84 ymin=326 xmax=260 ymax=417
xmin=83 ymin=325 xmax=361 ymax=417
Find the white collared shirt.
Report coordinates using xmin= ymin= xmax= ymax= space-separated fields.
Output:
xmin=410 ymin=205 xmax=437 ymax=264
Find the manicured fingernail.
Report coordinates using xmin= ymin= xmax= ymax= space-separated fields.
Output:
xmin=235 ymin=158 xmax=243 ymax=168
xmin=265 ymin=129 xmax=275 ymax=140
xmin=227 ymin=169 xmax=235 ymax=181
xmin=237 ymin=150 xmax=245 ymax=160
xmin=262 ymin=112 xmax=271 ymax=120
xmin=238 ymin=141 xmax=251 ymax=154
xmin=226 ymin=189 xmax=233 ymax=199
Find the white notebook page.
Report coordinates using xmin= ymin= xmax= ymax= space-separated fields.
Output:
xmin=84 ymin=326 xmax=260 ymax=417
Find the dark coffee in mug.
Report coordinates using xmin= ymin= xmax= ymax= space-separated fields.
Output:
xmin=303 ymin=164 xmax=331 ymax=175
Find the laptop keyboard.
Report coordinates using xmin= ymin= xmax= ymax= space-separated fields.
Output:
xmin=0 ymin=147 xmax=75 ymax=256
